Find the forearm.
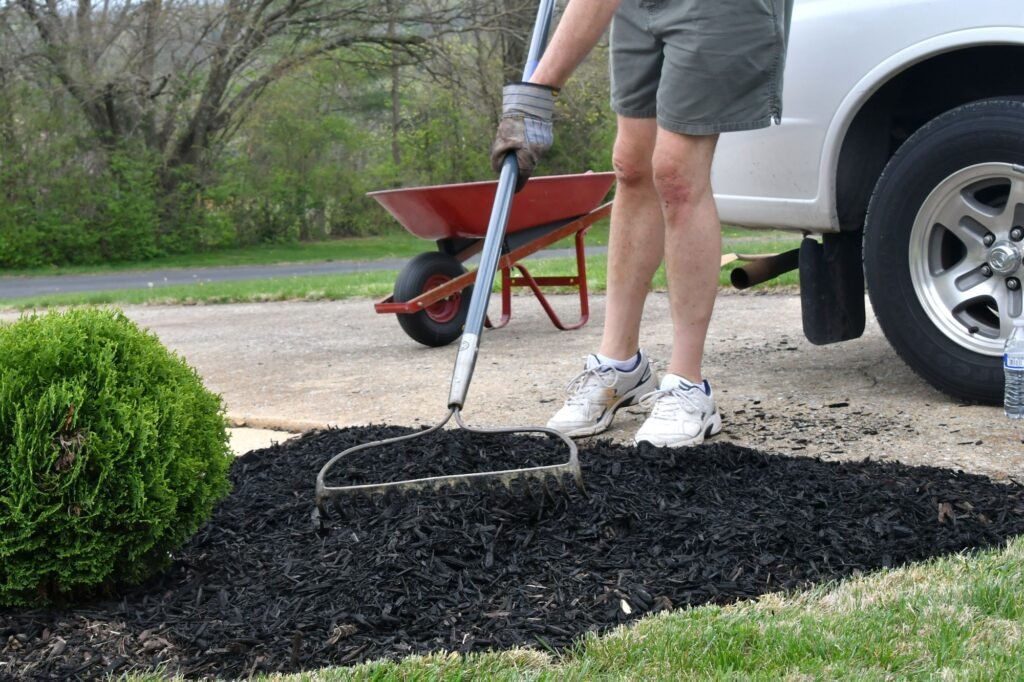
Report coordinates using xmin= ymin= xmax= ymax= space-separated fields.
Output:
xmin=529 ymin=0 xmax=621 ymax=88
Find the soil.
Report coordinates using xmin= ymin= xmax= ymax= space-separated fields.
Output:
xmin=2 ymin=292 xmax=1023 ymax=680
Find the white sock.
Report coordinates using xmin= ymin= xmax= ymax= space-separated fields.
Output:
xmin=661 ymin=373 xmax=710 ymax=394
xmin=596 ymin=351 xmax=641 ymax=372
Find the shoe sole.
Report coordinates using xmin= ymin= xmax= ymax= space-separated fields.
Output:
xmin=550 ymin=373 xmax=658 ymax=438
xmin=634 ymin=411 xmax=723 ymax=448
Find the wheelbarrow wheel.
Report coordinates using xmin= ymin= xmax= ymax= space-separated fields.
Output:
xmin=394 ymin=252 xmax=473 ymax=347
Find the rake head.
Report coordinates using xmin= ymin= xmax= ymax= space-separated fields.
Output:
xmin=313 ymin=409 xmax=584 ymax=526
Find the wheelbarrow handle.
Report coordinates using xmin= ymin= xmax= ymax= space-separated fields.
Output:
xmin=448 ymin=0 xmax=556 ymax=410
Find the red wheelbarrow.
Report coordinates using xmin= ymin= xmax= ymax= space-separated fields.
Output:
xmin=371 ymin=171 xmax=616 ymax=346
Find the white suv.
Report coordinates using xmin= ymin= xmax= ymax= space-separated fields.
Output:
xmin=712 ymin=0 xmax=1024 ymax=404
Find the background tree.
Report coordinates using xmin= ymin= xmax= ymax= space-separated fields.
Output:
xmin=0 ymin=0 xmax=615 ymax=266
xmin=9 ymin=0 xmax=453 ymax=182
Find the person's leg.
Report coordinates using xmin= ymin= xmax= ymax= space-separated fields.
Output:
xmin=544 ymin=114 xmax=662 ymax=437
xmin=626 ymin=0 xmax=791 ymax=447
xmin=651 ymin=128 xmax=720 ymax=383
xmin=632 ymin=128 xmax=723 ymax=447
xmin=598 ymin=115 xmax=664 ymax=361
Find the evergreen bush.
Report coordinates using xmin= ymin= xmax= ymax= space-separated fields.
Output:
xmin=0 ymin=308 xmax=233 ymax=607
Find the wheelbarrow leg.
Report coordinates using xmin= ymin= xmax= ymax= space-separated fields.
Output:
xmin=506 ymin=227 xmax=591 ymax=330
xmin=496 ymin=266 xmax=514 ymax=329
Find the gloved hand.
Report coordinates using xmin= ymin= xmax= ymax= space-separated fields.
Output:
xmin=490 ymin=82 xmax=558 ymax=191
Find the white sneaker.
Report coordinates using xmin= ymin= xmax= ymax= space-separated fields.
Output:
xmin=546 ymin=351 xmax=658 ymax=437
xmin=634 ymin=374 xmax=723 ymax=447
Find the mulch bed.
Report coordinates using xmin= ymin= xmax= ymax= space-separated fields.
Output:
xmin=3 ymin=426 xmax=1024 ymax=680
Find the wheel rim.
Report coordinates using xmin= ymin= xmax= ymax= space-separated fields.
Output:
xmin=910 ymin=162 xmax=1024 ymax=356
xmin=422 ymin=274 xmax=461 ymax=323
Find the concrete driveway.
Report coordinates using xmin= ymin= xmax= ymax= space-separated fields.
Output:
xmin=5 ymin=292 xmax=1016 ymax=477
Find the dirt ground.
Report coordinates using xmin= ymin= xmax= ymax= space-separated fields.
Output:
xmin=4 ymin=292 xmax=1022 ymax=480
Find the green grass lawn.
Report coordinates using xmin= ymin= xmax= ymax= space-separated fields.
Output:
xmin=2 ymin=230 xmax=433 ymax=277
xmin=1 ymin=223 xmax=791 ymax=276
xmin=0 ymin=226 xmax=803 ymax=309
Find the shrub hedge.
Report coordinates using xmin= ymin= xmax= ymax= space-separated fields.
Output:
xmin=0 ymin=308 xmax=233 ymax=607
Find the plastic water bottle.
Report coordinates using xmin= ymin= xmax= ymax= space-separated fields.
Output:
xmin=1005 ymin=317 xmax=1024 ymax=420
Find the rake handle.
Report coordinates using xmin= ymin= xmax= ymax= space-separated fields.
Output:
xmin=448 ymin=0 xmax=556 ymax=409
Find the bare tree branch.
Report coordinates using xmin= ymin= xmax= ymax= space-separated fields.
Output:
xmin=8 ymin=0 xmax=468 ymax=172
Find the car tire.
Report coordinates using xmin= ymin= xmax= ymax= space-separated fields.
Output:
xmin=393 ymin=251 xmax=472 ymax=347
xmin=864 ymin=98 xmax=1024 ymax=404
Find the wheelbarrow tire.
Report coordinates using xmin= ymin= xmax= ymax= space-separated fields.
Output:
xmin=394 ymin=252 xmax=473 ymax=347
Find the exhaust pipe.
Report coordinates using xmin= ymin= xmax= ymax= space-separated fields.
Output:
xmin=728 ymin=248 xmax=801 ymax=290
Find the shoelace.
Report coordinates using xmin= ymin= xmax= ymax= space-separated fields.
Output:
xmin=639 ymin=385 xmax=705 ymax=419
xmin=563 ymin=366 xmax=615 ymax=406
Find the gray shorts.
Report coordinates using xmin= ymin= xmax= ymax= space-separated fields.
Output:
xmin=610 ymin=0 xmax=793 ymax=135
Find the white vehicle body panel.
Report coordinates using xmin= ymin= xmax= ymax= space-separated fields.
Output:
xmin=711 ymin=0 xmax=1024 ymax=231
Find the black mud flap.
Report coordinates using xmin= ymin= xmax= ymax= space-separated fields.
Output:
xmin=799 ymin=232 xmax=866 ymax=345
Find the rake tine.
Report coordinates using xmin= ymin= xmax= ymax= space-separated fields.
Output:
xmin=314 ymin=410 xmax=586 ymax=520
xmin=313 ymin=0 xmax=584 ymax=517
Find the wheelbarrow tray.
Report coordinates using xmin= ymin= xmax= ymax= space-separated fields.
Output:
xmin=368 ymin=172 xmax=616 ymax=240
xmin=373 ymin=171 xmax=615 ymax=346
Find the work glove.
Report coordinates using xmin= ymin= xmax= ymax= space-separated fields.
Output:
xmin=490 ymin=82 xmax=558 ymax=191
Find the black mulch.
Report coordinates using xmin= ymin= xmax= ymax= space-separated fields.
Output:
xmin=4 ymin=426 xmax=1024 ymax=680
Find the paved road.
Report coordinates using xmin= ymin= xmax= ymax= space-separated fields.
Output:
xmin=0 ymin=258 xmax=412 ymax=300
xmin=0 ymin=247 xmax=596 ymax=300
xmin=0 ymin=232 xmax=790 ymax=301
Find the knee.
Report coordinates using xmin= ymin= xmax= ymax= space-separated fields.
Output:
xmin=651 ymin=156 xmax=704 ymax=207
xmin=611 ymin=143 xmax=653 ymax=188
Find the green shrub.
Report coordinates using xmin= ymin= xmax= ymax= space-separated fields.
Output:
xmin=0 ymin=308 xmax=233 ymax=607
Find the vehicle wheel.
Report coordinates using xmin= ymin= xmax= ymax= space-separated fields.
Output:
xmin=864 ymin=98 xmax=1024 ymax=403
xmin=393 ymin=251 xmax=472 ymax=347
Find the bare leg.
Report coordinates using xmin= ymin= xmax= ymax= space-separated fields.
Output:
xmin=546 ymin=122 xmax=720 ymax=439
xmin=651 ymin=128 xmax=720 ymax=384
xmin=598 ymin=116 xmax=664 ymax=361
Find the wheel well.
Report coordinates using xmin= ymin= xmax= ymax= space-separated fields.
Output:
xmin=835 ymin=45 xmax=1024 ymax=231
